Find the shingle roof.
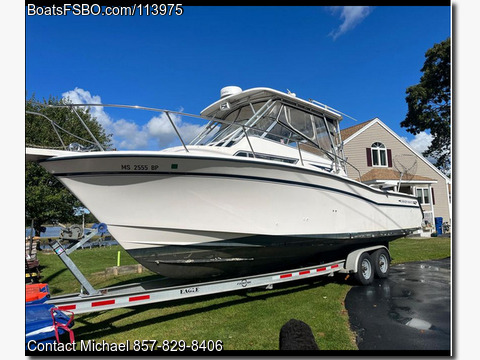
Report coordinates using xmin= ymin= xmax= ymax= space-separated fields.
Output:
xmin=340 ymin=119 xmax=375 ymax=141
xmin=357 ymin=168 xmax=437 ymax=183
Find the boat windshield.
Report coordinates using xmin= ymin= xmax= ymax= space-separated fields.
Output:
xmin=192 ymin=99 xmax=340 ymax=161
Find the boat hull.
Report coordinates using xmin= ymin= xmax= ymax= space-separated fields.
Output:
xmin=125 ymin=230 xmax=414 ymax=279
xmin=40 ymin=152 xmax=423 ymax=279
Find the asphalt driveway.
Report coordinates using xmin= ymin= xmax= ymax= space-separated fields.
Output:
xmin=345 ymin=258 xmax=451 ymax=352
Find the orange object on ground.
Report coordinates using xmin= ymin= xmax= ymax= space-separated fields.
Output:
xmin=26 ymin=283 xmax=50 ymax=303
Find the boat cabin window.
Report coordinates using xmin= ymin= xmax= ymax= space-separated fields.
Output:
xmin=260 ymin=103 xmax=301 ymax=144
xmin=252 ymin=103 xmax=318 ymax=148
xmin=326 ymin=117 xmax=341 ymax=146
xmin=234 ymin=151 xmax=297 ymax=164
xmin=226 ymin=101 xmax=266 ymax=123
xmin=284 ymin=107 xmax=315 ymax=140
xmin=206 ymin=102 xmax=268 ymax=145
xmin=312 ymin=115 xmax=333 ymax=153
xmin=196 ymin=99 xmax=340 ymax=162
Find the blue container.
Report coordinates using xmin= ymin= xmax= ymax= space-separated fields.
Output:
xmin=435 ymin=217 xmax=443 ymax=235
xmin=25 ymin=304 xmax=74 ymax=349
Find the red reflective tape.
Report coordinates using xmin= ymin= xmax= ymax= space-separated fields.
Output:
xmin=91 ymin=299 xmax=115 ymax=307
xmin=332 ymin=264 xmax=339 ymax=269
xmin=299 ymin=270 xmax=310 ymax=275
xmin=280 ymin=273 xmax=292 ymax=279
xmin=317 ymin=267 xmax=327 ymax=272
xmin=129 ymin=295 xmax=150 ymax=302
xmin=58 ymin=304 xmax=76 ymax=311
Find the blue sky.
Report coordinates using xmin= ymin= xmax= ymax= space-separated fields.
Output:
xmin=25 ymin=5 xmax=451 ymax=152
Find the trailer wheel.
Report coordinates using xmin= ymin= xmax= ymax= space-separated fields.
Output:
xmin=354 ymin=252 xmax=374 ymax=285
xmin=372 ymin=248 xmax=390 ymax=279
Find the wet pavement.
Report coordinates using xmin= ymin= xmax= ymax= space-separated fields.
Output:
xmin=345 ymin=258 xmax=451 ymax=351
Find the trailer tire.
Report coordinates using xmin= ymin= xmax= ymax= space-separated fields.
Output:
xmin=372 ymin=248 xmax=390 ymax=279
xmin=354 ymin=252 xmax=374 ymax=285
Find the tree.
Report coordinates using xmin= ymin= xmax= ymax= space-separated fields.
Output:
xmin=401 ymin=37 xmax=451 ymax=175
xmin=25 ymin=94 xmax=112 ymax=235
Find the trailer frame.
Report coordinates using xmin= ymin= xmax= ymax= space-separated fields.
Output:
xmin=43 ymin=224 xmax=390 ymax=315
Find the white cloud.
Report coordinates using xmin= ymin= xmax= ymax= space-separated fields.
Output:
xmin=146 ymin=111 xmax=203 ymax=149
xmin=146 ymin=112 xmax=184 ymax=149
xmin=61 ymin=88 xmax=203 ymax=150
xmin=62 ymin=88 xmax=112 ymax=128
xmin=112 ymin=119 xmax=149 ymax=150
xmin=403 ymin=132 xmax=451 ymax=171
xmin=328 ymin=6 xmax=373 ymax=40
xmin=404 ymin=131 xmax=433 ymax=155
xmin=402 ymin=131 xmax=440 ymax=165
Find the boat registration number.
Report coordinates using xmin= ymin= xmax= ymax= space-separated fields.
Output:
xmin=120 ymin=164 xmax=160 ymax=171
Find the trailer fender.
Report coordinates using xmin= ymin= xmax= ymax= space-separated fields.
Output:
xmin=340 ymin=245 xmax=390 ymax=273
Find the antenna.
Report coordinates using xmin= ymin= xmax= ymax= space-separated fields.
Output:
xmin=308 ymin=99 xmax=358 ymax=122
xmin=393 ymin=154 xmax=418 ymax=190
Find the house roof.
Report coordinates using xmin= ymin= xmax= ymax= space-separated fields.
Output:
xmin=340 ymin=119 xmax=375 ymax=142
xmin=357 ymin=168 xmax=437 ymax=183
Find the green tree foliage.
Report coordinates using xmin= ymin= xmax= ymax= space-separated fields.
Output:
xmin=401 ymin=37 xmax=451 ymax=175
xmin=25 ymin=94 xmax=112 ymax=235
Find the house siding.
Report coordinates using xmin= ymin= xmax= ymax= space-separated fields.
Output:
xmin=342 ymin=121 xmax=451 ymax=224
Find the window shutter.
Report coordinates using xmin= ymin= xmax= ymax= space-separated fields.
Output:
xmin=431 ymin=187 xmax=435 ymax=205
xmin=387 ymin=149 xmax=392 ymax=167
xmin=366 ymin=148 xmax=372 ymax=167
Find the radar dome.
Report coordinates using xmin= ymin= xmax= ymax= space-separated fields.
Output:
xmin=220 ymin=86 xmax=242 ymax=98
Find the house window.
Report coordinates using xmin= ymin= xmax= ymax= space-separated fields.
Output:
xmin=371 ymin=142 xmax=387 ymax=167
xmin=416 ymin=188 xmax=430 ymax=205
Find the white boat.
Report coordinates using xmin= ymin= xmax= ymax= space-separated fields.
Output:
xmin=26 ymin=87 xmax=422 ymax=279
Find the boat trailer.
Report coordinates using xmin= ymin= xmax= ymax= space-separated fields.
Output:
xmin=44 ymin=224 xmax=391 ymax=314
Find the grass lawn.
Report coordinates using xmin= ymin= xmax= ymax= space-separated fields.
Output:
xmin=34 ymin=236 xmax=450 ymax=351
xmin=389 ymin=236 xmax=451 ymax=264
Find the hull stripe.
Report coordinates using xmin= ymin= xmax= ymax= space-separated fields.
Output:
xmin=41 ymin=152 xmax=421 ymax=202
xmin=56 ymin=171 xmax=420 ymax=209
xmin=110 ymin=226 xmax=419 ymax=242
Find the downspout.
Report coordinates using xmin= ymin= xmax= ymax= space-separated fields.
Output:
xmin=446 ymin=180 xmax=452 ymax=225
xmin=429 ymin=184 xmax=435 ymax=222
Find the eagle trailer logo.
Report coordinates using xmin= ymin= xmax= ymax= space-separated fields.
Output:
xmin=180 ymin=287 xmax=199 ymax=295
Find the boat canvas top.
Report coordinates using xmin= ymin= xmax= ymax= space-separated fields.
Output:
xmin=201 ymin=87 xmax=343 ymax=122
